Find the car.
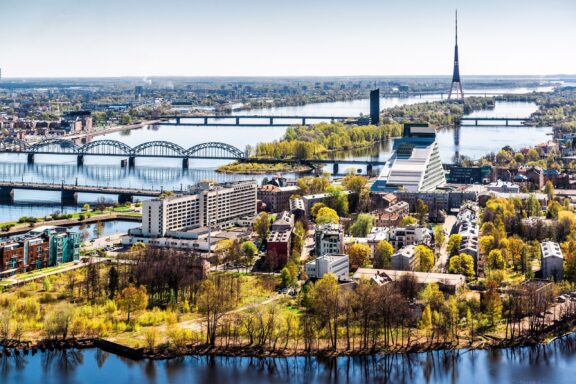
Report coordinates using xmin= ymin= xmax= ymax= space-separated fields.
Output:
xmin=557 ymin=296 xmax=567 ymax=303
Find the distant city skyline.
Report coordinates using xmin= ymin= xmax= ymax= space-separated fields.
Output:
xmin=0 ymin=0 xmax=575 ymax=78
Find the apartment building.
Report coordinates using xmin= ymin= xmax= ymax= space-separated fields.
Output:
xmin=142 ymin=181 xmax=257 ymax=237
xmin=0 ymin=226 xmax=80 ymax=277
xmin=314 ymin=223 xmax=344 ymax=256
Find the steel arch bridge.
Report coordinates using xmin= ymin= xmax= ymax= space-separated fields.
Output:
xmin=187 ymin=142 xmax=245 ymax=159
xmin=0 ymin=138 xmax=246 ymax=160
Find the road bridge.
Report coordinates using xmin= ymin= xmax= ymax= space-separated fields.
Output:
xmin=0 ymin=181 xmax=163 ymax=205
xmin=459 ymin=116 xmax=529 ymax=126
xmin=156 ymin=115 xmax=351 ymax=127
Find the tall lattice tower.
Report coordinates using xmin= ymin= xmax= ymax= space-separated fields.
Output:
xmin=448 ymin=10 xmax=464 ymax=101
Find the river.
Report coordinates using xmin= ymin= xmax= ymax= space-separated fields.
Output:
xmin=0 ymin=86 xmax=553 ymax=222
xmin=2 ymin=334 xmax=576 ymax=384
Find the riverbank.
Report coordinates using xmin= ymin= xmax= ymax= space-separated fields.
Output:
xmin=0 ymin=210 xmax=141 ymax=236
xmin=2 ymin=323 xmax=575 ymax=362
xmin=63 ymin=119 xmax=161 ymax=141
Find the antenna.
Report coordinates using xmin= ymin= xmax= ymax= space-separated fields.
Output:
xmin=455 ymin=9 xmax=458 ymax=45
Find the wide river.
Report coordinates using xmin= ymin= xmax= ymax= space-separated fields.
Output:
xmin=0 ymin=86 xmax=553 ymax=222
xmin=2 ymin=334 xmax=576 ymax=384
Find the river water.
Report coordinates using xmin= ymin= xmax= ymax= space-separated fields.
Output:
xmin=0 ymin=87 xmax=553 ymax=222
xmin=2 ymin=334 xmax=576 ymax=384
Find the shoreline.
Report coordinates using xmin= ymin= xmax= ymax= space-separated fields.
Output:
xmin=3 ymin=323 xmax=574 ymax=361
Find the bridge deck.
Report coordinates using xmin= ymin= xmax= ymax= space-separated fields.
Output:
xmin=0 ymin=181 xmax=162 ymax=196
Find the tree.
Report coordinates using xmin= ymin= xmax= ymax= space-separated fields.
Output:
xmin=415 ymin=199 xmax=429 ymax=225
xmin=44 ymin=303 xmax=75 ymax=339
xmin=324 ymin=186 xmax=349 ymax=216
xmin=342 ymin=174 xmax=369 ymax=212
xmin=415 ymin=245 xmax=434 ymax=272
xmin=241 ymin=241 xmax=258 ymax=266
xmin=483 ymin=279 xmax=502 ymax=326
xmin=448 ymin=253 xmax=475 ymax=277
xmin=116 ymin=284 xmax=148 ymax=323
xmin=526 ymin=148 xmax=540 ymax=162
xmin=447 ymin=234 xmax=462 ymax=257
xmin=400 ymin=216 xmax=416 ymax=226
xmin=108 ymin=266 xmax=119 ymax=299
xmin=544 ymin=180 xmax=555 ymax=200
xmin=486 ymin=249 xmax=505 ymax=270
xmin=347 ymin=243 xmax=371 ymax=271
xmin=479 ymin=235 xmax=495 ymax=256
xmin=310 ymin=202 xmax=327 ymax=219
xmin=253 ymin=212 xmax=271 ymax=240
xmin=144 ymin=327 xmax=159 ymax=351
xmin=197 ymin=276 xmax=237 ymax=346
xmin=433 ymin=225 xmax=446 ymax=255
xmin=525 ymin=194 xmax=541 ymax=217
xmin=316 ymin=207 xmax=339 ymax=225
xmin=349 ymin=214 xmax=374 ymax=237
xmin=280 ymin=262 xmax=299 ymax=287
xmin=373 ymin=240 xmax=394 ymax=269
xmin=310 ymin=273 xmax=340 ymax=350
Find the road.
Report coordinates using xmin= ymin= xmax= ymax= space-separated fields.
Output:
xmin=434 ymin=215 xmax=457 ymax=273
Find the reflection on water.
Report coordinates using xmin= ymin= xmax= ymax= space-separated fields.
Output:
xmin=2 ymin=335 xmax=576 ymax=383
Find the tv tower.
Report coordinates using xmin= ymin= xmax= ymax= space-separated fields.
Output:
xmin=448 ymin=10 xmax=464 ymax=101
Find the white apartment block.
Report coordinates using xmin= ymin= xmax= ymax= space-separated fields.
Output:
xmin=142 ymin=181 xmax=257 ymax=237
xmin=305 ymin=254 xmax=349 ymax=280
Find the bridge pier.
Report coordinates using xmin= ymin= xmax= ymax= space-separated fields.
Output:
xmin=176 ymin=117 xmax=181 ymax=125
xmin=333 ymin=163 xmax=339 ymax=175
xmin=506 ymin=120 xmax=509 ymax=126
xmin=77 ymin=155 xmax=84 ymax=167
xmin=367 ymin=164 xmax=373 ymax=177
xmin=27 ymin=153 xmax=34 ymax=165
xmin=269 ymin=117 xmax=273 ymax=125
xmin=301 ymin=118 xmax=306 ymax=125
xmin=475 ymin=120 xmax=478 ymax=126
xmin=61 ymin=190 xmax=78 ymax=205
xmin=235 ymin=117 xmax=240 ymax=125
xmin=204 ymin=117 xmax=208 ymax=125
xmin=0 ymin=187 xmax=14 ymax=203
xmin=118 ymin=193 xmax=133 ymax=204
xmin=128 ymin=156 xmax=136 ymax=168
xmin=182 ymin=157 xmax=189 ymax=169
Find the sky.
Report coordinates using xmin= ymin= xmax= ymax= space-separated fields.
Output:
xmin=0 ymin=0 xmax=575 ymax=78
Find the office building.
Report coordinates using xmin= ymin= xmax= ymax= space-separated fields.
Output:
xmin=370 ymin=88 xmax=380 ymax=125
xmin=371 ymin=124 xmax=446 ymax=193
xmin=305 ymin=254 xmax=349 ymax=280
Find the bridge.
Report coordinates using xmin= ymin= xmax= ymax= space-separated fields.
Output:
xmin=157 ymin=115 xmax=351 ymax=127
xmin=459 ymin=116 xmax=529 ymax=126
xmin=0 ymin=138 xmax=386 ymax=175
xmin=0 ymin=181 xmax=163 ymax=205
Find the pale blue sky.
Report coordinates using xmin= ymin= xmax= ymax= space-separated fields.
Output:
xmin=0 ymin=0 xmax=574 ymax=77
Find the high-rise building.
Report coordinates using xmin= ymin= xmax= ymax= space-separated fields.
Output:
xmin=371 ymin=124 xmax=446 ymax=193
xmin=142 ymin=181 xmax=257 ymax=237
xmin=370 ymin=89 xmax=380 ymax=125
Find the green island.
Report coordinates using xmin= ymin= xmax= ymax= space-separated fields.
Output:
xmin=217 ymin=97 xmax=495 ymax=174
